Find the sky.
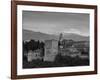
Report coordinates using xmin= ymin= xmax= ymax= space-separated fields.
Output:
xmin=22 ymin=11 xmax=89 ymax=36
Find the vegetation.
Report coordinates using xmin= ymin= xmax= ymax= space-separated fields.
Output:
xmin=23 ymin=39 xmax=44 ymax=52
xmin=23 ymin=54 xmax=89 ymax=69
xmin=23 ymin=39 xmax=89 ymax=69
xmin=23 ymin=39 xmax=45 ymax=61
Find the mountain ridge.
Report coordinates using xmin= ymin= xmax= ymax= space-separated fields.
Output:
xmin=23 ymin=29 xmax=89 ymax=41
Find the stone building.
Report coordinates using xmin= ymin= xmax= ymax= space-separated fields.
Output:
xmin=27 ymin=49 xmax=42 ymax=62
xmin=27 ymin=50 xmax=33 ymax=62
xmin=58 ymin=33 xmax=81 ymax=57
xmin=73 ymin=41 xmax=89 ymax=53
xmin=68 ymin=46 xmax=81 ymax=57
xmin=44 ymin=39 xmax=58 ymax=62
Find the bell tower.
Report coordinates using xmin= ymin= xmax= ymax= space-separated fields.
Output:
xmin=59 ymin=33 xmax=63 ymax=42
xmin=59 ymin=33 xmax=63 ymax=49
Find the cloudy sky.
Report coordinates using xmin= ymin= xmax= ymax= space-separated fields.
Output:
xmin=22 ymin=11 xmax=89 ymax=36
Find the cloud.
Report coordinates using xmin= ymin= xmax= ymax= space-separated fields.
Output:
xmin=22 ymin=11 xmax=89 ymax=36
xmin=63 ymin=28 xmax=81 ymax=34
xmin=63 ymin=28 xmax=89 ymax=36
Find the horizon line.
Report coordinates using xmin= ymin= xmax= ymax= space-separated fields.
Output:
xmin=23 ymin=29 xmax=89 ymax=37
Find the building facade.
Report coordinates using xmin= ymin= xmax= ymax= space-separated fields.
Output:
xmin=44 ymin=39 xmax=58 ymax=62
xmin=27 ymin=49 xmax=42 ymax=62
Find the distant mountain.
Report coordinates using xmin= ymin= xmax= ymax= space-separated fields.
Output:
xmin=63 ymin=33 xmax=89 ymax=41
xmin=23 ymin=29 xmax=58 ymax=41
xmin=23 ymin=29 xmax=89 ymax=41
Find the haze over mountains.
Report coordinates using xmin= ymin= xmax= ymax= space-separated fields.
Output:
xmin=23 ymin=29 xmax=89 ymax=41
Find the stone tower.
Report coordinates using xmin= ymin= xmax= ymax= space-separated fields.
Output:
xmin=59 ymin=33 xmax=63 ymax=49
xmin=44 ymin=39 xmax=58 ymax=62
xmin=59 ymin=33 xmax=63 ymax=42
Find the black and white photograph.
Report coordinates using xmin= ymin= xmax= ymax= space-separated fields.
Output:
xmin=22 ymin=11 xmax=90 ymax=69
xmin=11 ymin=1 xmax=97 ymax=79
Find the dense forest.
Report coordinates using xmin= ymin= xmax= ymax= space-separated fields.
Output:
xmin=23 ymin=39 xmax=45 ymax=55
